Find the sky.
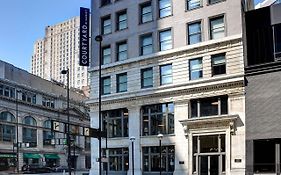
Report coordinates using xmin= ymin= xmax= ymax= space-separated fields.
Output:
xmin=0 ymin=0 xmax=91 ymax=71
xmin=0 ymin=0 xmax=263 ymax=72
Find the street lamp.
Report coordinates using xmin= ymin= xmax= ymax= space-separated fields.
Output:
xmin=130 ymin=136 xmax=136 ymax=175
xmin=95 ymin=35 xmax=103 ymax=175
xmin=157 ymin=133 xmax=163 ymax=175
xmin=15 ymin=90 xmax=21 ymax=173
xmin=61 ymin=68 xmax=71 ymax=175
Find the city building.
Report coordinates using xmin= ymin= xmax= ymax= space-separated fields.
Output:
xmin=88 ymin=0 xmax=253 ymax=175
xmin=31 ymin=17 xmax=89 ymax=89
xmin=245 ymin=2 xmax=281 ymax=174
xmin=0 ymin=60 xmax=91 ymax=172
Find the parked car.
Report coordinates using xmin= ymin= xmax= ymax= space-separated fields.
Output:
xmin=22 ymin=164 xmax=52 ymax=174
xmin=52 ymin=165 xmax=74 ymax=172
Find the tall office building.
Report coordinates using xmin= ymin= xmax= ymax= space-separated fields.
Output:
xmin=89 ymin=0 xmax=253 ymax=174
xmin=31 ymin=17 xmax=88 ymax=89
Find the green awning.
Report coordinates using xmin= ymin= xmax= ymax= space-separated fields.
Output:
xmin=23 ymin=153 xmax=42 ymax=159
xmin=0 ymin=153 xmax=16 ymax=158
xmin=44 ymin=154 xmax=60 ymax=159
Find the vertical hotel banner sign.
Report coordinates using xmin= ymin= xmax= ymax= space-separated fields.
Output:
xmin=79 ymin=7 xmax=90 ymax=66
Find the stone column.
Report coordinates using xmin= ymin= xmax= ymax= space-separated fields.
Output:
xmin=90 ymin=110 xmax=100 ymax=175
xmin=128 ymin=106 xmax=142 ymax=175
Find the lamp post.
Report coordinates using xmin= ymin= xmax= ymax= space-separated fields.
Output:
xmin=15 ymin=90 xmax=20 ymax=173
xmin=130 ymin=136 xmax=136 ymax=175
xmin=95 ymin=35 xmax=103 ymax=175
xmin=61 ymin=68 xmax=71 ymax=175
xmin=157 ymin=133 xmax=163 ymax=175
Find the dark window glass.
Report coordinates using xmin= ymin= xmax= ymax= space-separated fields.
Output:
xmin=191 ymin=100 xmax=198 ymax=118
xmin=101 ymin=0 xmax=111 ymax=7
xmin=102 ymin=76 xmax=111 ymax=95
xmin=200 ymin=97 xmax=219 ymax=117
xmin=105 ymin=148 xmax=129 ymax=172
xmin=116 ymin=10 xmax=127 ymax=31
xmin=254 ymin=140 xmax=275 ymax=173
xmin=141 ymin=68 xmax=153 ymax=88
xmin=188 ymin=21 xmax=202 ymax=45
xmin=209 ymin=0 xmax=224 ymax=4
xmin=187 ymin=0 xmax=201 ymax=10
xmin=140 ymin=34 xmax=153 ymax=55
xmin=189 ymin=58 xmax=202 ymax=80
xmin=212 ymin=53 xmax=226 ymax=75
xmin=160 ymin=64 xmax=172 ymax=85
xmin=140 ymin=2 xmax=152 ymax=23
xmin=101 ymin=16 xmax=111 ymax=35
xmin=274 ymin=24 xmax=281 ymax=59
xmin=116 ymin=73 xmax=127 ymax=92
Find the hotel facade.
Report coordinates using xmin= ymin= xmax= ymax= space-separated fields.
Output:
xmin=88 ymin=0 xmax=253 ymax=174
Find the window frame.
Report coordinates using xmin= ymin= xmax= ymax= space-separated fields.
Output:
xmin=186 ymin=0 xmax=202 ymax=11
xmin=100 ymin=0 xmax=111 ymax=7
xmin=208 ymin=0 xmax=225 ymax=5
xmin=140 ymin=33 xmax=153 ymax=56
xmin=187 ymin=21 xmax=202 ymax=45
xmin=158 ymin=0 xmax=172 ymax=18
xmin=160 ymin=64 xmax=172 ymax=85
xmin=189 ymin=58 xmax=203 ymax=80
xmin=211 ymin=53 xmax=226 ymax=76
xmin=101 ymin=15 xmax=112 ymax=35
xmin=209 ymin=15 xmax=225 ymax=40
xmin=102 ymin=76 xmax=111 ymax=95
xmin=102 ymin=45 xmax=111 ymax=65
xmin=159 ymin=29 xmax=172 ymax=51
xmin=116 ymin=10 xmax=128 ymax=31
xmin=116 ymin=73 xmax=127 ymax=93
xmin=140 ymin=1 xmax=153 ymax=24
xmin=116 ymin=41 xmax=128 ymax=61
xmin=141 ymin=67 xmax=153 ymax=88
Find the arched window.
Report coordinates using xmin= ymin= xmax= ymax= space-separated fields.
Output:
xmin=43 ymin=120 xmax=54 ymax=146
xmin=22 ymin=116 xmax=37 ymax=147
xmin=0 ymin=112 xmax=15 ymax=142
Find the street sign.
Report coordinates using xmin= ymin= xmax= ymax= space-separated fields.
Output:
xmin=51 ymin=121 xmax=60 ymax=132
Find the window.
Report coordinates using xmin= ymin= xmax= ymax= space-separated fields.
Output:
xmin=102 ymin=76 xmax=111 ymax=95
xmin=0 ymin=84 xmax=15 ymax=98
xmin=43 ymin=120 xmax=54 ymax=146
xmin=208 ymin=0 xmax=224 ymax=5
xmin=159 ymin=0 xmax=172 ymax=18
xmin=140 ymin=2 xmax=152 ymax=23
xmin=274 ymin=24 xmax=281 ymax=59
xmin=101 ymin=16 xmax=111 ymax=35
xmin=102 ymin=46 xmax=111 ymax=64
xmin=189 ymin=58 xmax=202 ymax=80
xmin=142 ymin=103 xmax=174 ymax=136
xmin=210 ymin=16 xmax=225 ymax=39
xmin=102 ymin=108 xmax=128 ymax=138
xmin=100 ymin=0 xmax=111 ymax=7
xmin=117 ymin=41 xmax=127 ymax=61
xmin=140 ymin=34 xmax=153 ymax=55
xmin=187 ymin=0 xmax=201 ymax=10
xmin=22 ymin=91 xmax=36 ymax=104
xmin=116 ymin=10 xmax=127 ymax=31
xmin=116 ymin=73 xmax=127 ymax=92
xmin=143 ymin=146 xmax=175 ymax=172
xmin=141 ymin=68 xmax=153 ymax=88
xmin=103 ymin=148 xmax=129 ymax=172
xmin=212 ymin=53 xmax=226 ymax=76
xmin=190 ymin=96 xmax=228 ymax=118
xmin=22 ymin=116 xmax=37 ymax=147
xmin=188 ymin=21 xmax=202 ymax=45
xmin=85 ymin=137 xmax=91 ymax=151
xmin=42 ymin=97 xmax=55 ymax=108
xmin=159 ymin=29 xmax=172 ymax=51
xmin=0 ymin=112 xmax=15 ymax=142
xmin=160 ymin=64 xmax=172 ymax=85
xmin=192 ymin=135 xmax=225 ymax=174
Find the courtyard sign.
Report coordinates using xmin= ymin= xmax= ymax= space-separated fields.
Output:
xmin=79 ymin=7 xmax=90 ymax=66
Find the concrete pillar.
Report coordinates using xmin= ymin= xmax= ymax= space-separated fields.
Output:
xmin=37 ymin=128 xmax=43 ymax=150
xmin=128 ymin=106 xmax=142 ymax=175
xmin=90 ymin=110 xmax=100 ymax=175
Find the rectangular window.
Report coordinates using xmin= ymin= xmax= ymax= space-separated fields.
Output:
xmin=274 ymin=24 xmax=281 ymax=59
xmin=160 ymin=64 xmax=172 ymax=85
xmin=188 ymin=21 xmax=202 ymax=45
xmin=102 ymin=76 xmax=111 ymax=95
xmin=140 ymin=2 xmax=153 ymax=23
xmin=117 ymin=41 xmax=127 ymax=61
xmin=187 ymin=0 xmax=201 ymax=10
xmin=103 ymin=148 xmax=129 ymax=172
xmin=210 ymin=16 xmax=225 ymax=40
xmin=159 ymin=0 xmax=172 ymax=18
xmin=141 ymin=68 xmax=153 ymax=88
xmin=209 ymin=0 xmax=224 ymax=5
xmin=101 ymin=16 xmax=111 ymax=35
xmin=140 ymin=34 xmax=153 ymax=55
xmin=102 ymin=46 xmax=111 ymax=65
xmin=159 ymin=29 xmax=172 ymax=51
xmin=100 ymin=0 xmax=111 ymax=7
xmin=116 ymin=10 xmax=127 ymax=31
xmin=212 ymin=53 xmax=226 ymax=76
xmin=143 ymin=146 xmax=175 ymax=172
xmin=189 ymin=58 xmax=203 ymax=80
xmin=190 ymin=96 xmax=228 ymax=118
xmin=102 ymin=108 xmax=128 ymax=138
xmin=142 ymin=103 xmax=174 ymax=136
xmin=117 ymin=73 xmax=127 ymax=92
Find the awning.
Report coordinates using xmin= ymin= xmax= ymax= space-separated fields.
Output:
xmin=0 ymin=153 xmax=16 ymax=158
xmin=44 ymin=154 xmax=60 ymax=159
xmin=23 ymin=153 xmax=42 ymax=159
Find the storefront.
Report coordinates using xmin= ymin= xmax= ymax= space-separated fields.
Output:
xmin=0 ymin=153 xmax=16 ymax=171
xmin=44 ymin=154 xmax=60 ymax=167
xmin=23 ymin=153 xmax=42 ymax=165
